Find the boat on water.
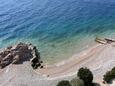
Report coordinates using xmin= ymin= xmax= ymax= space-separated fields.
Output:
xmin=95 ymin=37 xmax=107 ymax=44
xmin=95 ymin=37 xmax=115 ymax=44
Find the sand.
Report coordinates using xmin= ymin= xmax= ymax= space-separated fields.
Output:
xmin=36 ymin=43 xmax=115 ymax=85
xmin=1 ymin=43 xmax=115 ymax=86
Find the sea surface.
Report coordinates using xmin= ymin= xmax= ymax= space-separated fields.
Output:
xmin=0 ymin=0 xmax=115 ymax=63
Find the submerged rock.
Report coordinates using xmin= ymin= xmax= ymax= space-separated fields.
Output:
xmin=0 ymin=43 xmax=42 ymax=69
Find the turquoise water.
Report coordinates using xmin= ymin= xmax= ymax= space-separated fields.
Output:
xmin=0 ymin=0 xmax=115 ymax=63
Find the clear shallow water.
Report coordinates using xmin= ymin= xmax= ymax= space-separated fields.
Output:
xmin=0 ymin=0 xmax=115 ymax=63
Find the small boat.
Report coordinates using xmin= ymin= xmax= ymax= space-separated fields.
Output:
xmin=95 ymin=37 xmax=107 ymax=44
xmin=95 ymin=37 xmax=115 ymax=44
xmin=105 ymin=38 xmax=115 ymax=43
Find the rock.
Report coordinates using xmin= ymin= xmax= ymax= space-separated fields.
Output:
xmin=7 ymin=46 xmax=12 ymax=49
xmin=12 ymin=55 xmax=20 ymax=64
xmin=0 ymin=43 xmax=42 ymax=69
xmin=2 ymin=54 xmax=13 ymax=62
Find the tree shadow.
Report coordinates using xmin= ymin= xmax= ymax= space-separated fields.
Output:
xmin=93 ymin=83 xmax=101 ymax=86
xmin=107 ymin=79 xmax=115 ymax=84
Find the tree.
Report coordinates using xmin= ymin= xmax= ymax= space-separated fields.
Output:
xmin=70 ymin=78 xmax=84 ymax=86
xmin=57 ymin=80 xmax=71 ymax=86
xmin=103 ymin=67 xmax=115 ymax=83
xmin=77 ymin=67 xmax=94 ymax=86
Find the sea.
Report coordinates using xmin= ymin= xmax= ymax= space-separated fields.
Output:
xmin=0 ymin=0 xmax=115 ymax=64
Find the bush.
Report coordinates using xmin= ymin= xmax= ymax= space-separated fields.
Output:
xmin=57 ymin=80 xmax=71 ymax=86
xmin=31 ymin=63 xmax=38 ymax=69
xmin=103 ymin=67 xmax=115 ymax=83
xmin=77 ymin=67 xmax=94 ymax=86
xmin=31 ymin=57 xmax=40 ymax=69
xmin=70 ymin=78 xmax=84 ymax=86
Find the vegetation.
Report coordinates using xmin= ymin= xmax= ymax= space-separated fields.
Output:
xmin=31 ymin=57 xmax=39 ymax=69
xmin=70 ymin=78 xmax=84 ymax=86
xmin=31 ymin=62 xmax=39 ymax=69
xmin=56 ymin=66 xmax=115 ymax=86
xmin=77 ymin=67 xmax=94 ymax=86
xmin=56 ymin=67 xmax=115 ymax=86
xmin=57 ymin=80 xmax=71 ymax=86
xmin=103 ymin=67 xmax=115 ymax=83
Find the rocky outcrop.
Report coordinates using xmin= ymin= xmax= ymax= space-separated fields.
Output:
xmin=0 ymin=42 xmax=42 ymax=69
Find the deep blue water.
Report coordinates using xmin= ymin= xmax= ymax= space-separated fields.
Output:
xmin=0 ymin=0 xmax=115 ymax=63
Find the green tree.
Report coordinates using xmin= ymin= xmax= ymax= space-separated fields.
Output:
xmin=70 ymin=78 xmax=84 ymax=86
xmin=77 ymin=67 xmax=94 ymax=86
xmin=103 ymin=67 xmax=115 ymax=83
xmin=57 ymin=80 xmax=71 ymax=86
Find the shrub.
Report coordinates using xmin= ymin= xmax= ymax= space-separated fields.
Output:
xmin=31 ymin=57 xmax=40 ymax=69
xmin=57 ymin=80 xmax=71 ymax=86
xmin=103 ymin=67 xmax=115 ymax=83
xmin=77 ymin=67 xmax=94 ymax=86
xmin=70 ymin=78 xmax=84 ymax=86
xmin=31 ymin=63 xmax=38 ymax=69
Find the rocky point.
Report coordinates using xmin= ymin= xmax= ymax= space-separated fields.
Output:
xmin=0 ymin=42 xmax=42 ymax=69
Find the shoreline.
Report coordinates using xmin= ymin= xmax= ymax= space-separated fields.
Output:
xmin=1 ymin=42 xmax=115 ymax=86
xmin=35 ymin=42 xmax=115 ymax=86
xmin=36 ymin=43 xmax=105 ymax=79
